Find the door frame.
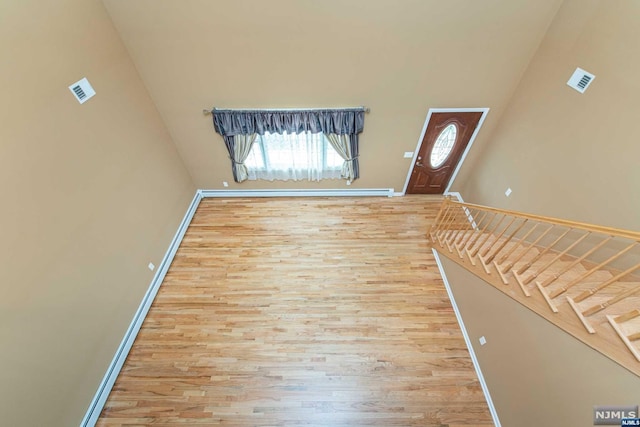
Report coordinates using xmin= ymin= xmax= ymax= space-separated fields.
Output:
xmin=400 ymin=107 xmax=490 ymax=195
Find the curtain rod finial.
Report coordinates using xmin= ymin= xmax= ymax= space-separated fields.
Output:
xmin=203 ymin=109 xmax=212 ymax=115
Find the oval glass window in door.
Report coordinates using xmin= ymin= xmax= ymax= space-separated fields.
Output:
xmin=430 ymin=124 xmax=457 ymax=168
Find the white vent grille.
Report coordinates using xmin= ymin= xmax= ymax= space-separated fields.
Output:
xmin=68 ymin=77 xmax=96 ymax=104
xmin=567 ymin=67 xmax=595 ymax=93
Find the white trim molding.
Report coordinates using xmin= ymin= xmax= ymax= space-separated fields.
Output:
xmin=80 ymin=191 xmax=203 ymax=427
xmin=433 ymin=249 xmax=501 ymax=427
xmin=401 ymin=107 xmax=489 ymax=196
xmin=199 ymin=188 xmax=395 ymax=198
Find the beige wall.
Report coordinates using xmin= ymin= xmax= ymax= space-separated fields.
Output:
xmin=103 ymin=0 xmax=562 ymax=191
xmin=442 ymin=2 xmax=640 ymax=421
xmin=6 ymin=0 xmax=638 ymax=425
xmin=439 ymin=256 xmax=640 ymax=426
xmin=456 ymin=0 xmax=640 ymax=231
xmin=0 ymin=1 xmax=195 ymax=425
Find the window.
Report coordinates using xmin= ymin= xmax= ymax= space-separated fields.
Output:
xmin=430 ymin=123 xmax=457 ymax=168
xmin=244 ymin=131 xmax=344 ymax=181
xmin=212 ymin=108 xmax=364 ymax=183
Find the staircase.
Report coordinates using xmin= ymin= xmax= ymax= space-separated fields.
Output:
xmin=429 ymin=197 xmax=640 ymax=375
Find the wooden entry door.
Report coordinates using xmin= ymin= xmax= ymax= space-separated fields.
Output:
xmin=407 ymin=111 xmax=482 ymax=194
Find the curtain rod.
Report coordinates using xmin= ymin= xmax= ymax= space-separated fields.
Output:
xmin=202 ymin=106 xmax=370 ymax=115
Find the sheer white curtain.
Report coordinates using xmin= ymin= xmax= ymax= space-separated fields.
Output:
xmin=245 ymin=131 xmax=343 ymax=181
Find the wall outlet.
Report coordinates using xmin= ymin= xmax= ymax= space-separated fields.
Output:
xmin=148 ymin=262 xmax=155 ymax=271
xmin=346 ymin=180 xmax=351 ymax=186
xmin=479 ymin=336 xmax=487 ymax=346
xmin=403 ymin=151 xmax=414 ymax=158
xmin=505 ymin=187 xmax=512 ymax=197
xmin=223 ymin=181 xmax=229 ymax=187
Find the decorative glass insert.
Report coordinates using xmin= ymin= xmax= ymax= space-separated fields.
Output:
xmin=430 ymin=124 xmax=457 ymax=168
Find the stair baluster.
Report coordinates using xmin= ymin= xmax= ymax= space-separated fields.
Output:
xmin=455 ymin=210 xmax=489 ymax=257
xmin=549 ymin=242 xmax=638 ymax=299
xmin=497 ymin=224 xmax=554 ymax=287
xmin=512 ymin=227 xmax=573 ymax=296
xmin=430 ymin=198 xmax=640 ymax=370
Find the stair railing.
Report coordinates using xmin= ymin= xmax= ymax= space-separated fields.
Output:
xmin=429 ymin=197 xmax=640 ymax=366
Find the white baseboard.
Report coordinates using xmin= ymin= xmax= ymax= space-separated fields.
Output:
xmin=433 ymin=249 xmax=501 ymax=427
xmin=199 ymin=188 xmax=395 ymax=198
xmin=80 ymin=191 xmax=203 ymax=427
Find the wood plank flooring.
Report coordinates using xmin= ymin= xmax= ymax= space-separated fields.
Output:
xmin=97 ymin=196 xmax=492 ymax=426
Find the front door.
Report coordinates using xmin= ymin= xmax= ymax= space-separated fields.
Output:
xmin=407 ymin=111 xmax=482 ymax=194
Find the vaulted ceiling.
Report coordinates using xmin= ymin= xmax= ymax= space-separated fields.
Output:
xmin=102 ymin=0 xmax=562 ymax=189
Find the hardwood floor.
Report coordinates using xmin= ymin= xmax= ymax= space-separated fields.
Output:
xmin=97 ymin=196 xmax=492 ymax=426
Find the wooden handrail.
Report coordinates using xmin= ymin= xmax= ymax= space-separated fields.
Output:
xmin=447 ymin=200 xmax=640 ymax=241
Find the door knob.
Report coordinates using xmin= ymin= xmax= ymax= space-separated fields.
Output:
xmin=416 ymin=161 xmax=425 ymax=167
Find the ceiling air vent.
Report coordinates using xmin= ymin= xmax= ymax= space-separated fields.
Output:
xmin=68 ymin=77 xmax=96 ymax=104
xmin=567 ymin=67 xmax=595 ymax=94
